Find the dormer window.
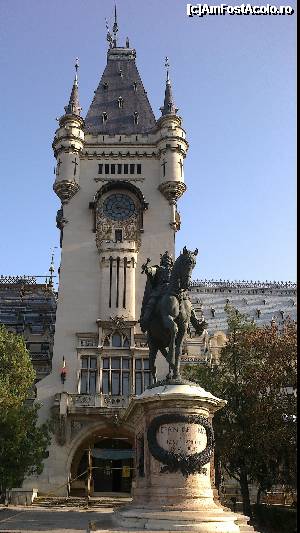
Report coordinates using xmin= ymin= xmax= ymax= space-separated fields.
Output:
xmin=133 ymin=82 xmax=137 ymax=92
xmin=133 ymin=112 xmax=139 ymax=125
xmin=102 ymin=112 xmax=108 ymax=123
xmin=118 ymin=96 xmax=124 ymax=109
xmin=103 ymin=82 xmax=108 ymax=90
xmin=119 ymin=68 xmax=123 ymax=78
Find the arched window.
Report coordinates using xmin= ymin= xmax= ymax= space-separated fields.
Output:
xmin=104 ymin=336 xmax=110 ymax=347
xmin=112 ymin=333 xmax=122 ymax=347
xmin=118 ymin=96 xmax=124 ymax=109
xmin=102 ymin=112 xmax=108 ymax=123
xmin=123 ymin=335 xmax=130 ymax=348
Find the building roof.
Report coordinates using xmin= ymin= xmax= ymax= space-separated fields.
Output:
xmin=85 ymin=47 xmax=156 ymax=135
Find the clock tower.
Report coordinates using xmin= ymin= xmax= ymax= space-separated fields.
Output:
xmin=33 ymin=22 xmax=189 ymax=495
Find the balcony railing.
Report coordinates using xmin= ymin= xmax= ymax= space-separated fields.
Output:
xmin=68 ymin=394 xmax=130 ymax=409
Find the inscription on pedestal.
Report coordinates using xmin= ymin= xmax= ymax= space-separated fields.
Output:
xmin=147 ymin=413 xmax=214 ymax=477
xmin=157 ymin=423 xmax=207 ymax=456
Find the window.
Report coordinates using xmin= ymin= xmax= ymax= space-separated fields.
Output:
xmin=133 ymin=112 xmax=139 ymax=125
xmin=80 ymin=356 xmax=97 ymax=394
xmin=105 ymin=164 xmax=110 ymax=174
xmin=115 ymin=229 xmax=122 ymax=242
xmin=98 ymin=164 xmax=103 ymax=174
xmin=118 ymin=96 xmax=124 ymax=109
xmin=133 ymin=82 xmax=137 ymax=92
xmin=102 ymin=112 xmax=108 ymax=123
xmin=130 ymin=164 xmax=135 ymax=174
xmin=124 ymin=164 xmax=128 ymax=174
xmin=103 ymin=82 xmax=108 ymax=90
xmin=135 ymin=358 xmax=151 ymax=395
xmin=102 ymin=332 xmax=130 ymax=348
xmin=112 ymin=333 xmax=122 ymax=347
xmin=101 ymin=357 xmax=131 ymax=396
xmin=137 ymin=164 xmax=141 ymax=174
xmin=117 ymin=164 xmax=122 ymax=174
xmin=111 ymin=164 xmax=115 ymax=174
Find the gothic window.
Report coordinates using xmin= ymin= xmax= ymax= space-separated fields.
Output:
xmin=102 ymin=112 xmax=108 ymax=123
xmin=103 ymin=82 xmax=108 ymax=90
xmin=133 ymin=82 xmax=137 ymax=92
xmin=80 ymin=356 xmax=97 ymax=394
xmin=104 ymin=336 xmax=110 ymax=347
xmin=112 ymin=333 xmax=122 ymax=347
xmin=101 ymin=357 xmax=130 ymax=396
xmin=123 ymin=336 xmax=130 ymax=348
xmin=118 ymin=96 xmax=124 ymax=108
xmin=135 ymin=358 xmax=151 ymax=395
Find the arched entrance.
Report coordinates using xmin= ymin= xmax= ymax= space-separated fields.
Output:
xmin=69 ymin=425 xmax=134 ymax=496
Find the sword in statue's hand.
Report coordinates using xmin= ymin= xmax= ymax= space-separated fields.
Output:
xmin=141 ymin=258 xmax=151 ymax=274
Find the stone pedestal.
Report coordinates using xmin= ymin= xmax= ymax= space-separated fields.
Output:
xmin=112 ymin=381 xmax=259 ymax=532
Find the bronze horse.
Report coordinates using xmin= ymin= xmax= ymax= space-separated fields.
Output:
xmin=144 ymin=247 xmax=206 ymax=382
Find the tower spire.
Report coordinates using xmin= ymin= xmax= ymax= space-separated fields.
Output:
xmin=48 ymin=250 xmax=55 ymax=288
xmin=64 ymin=58 xmax=82 ymax=116
xmin=160 ymin=57 xmax=178 ymax=116
xmin=112 ymin=4 xmax=119 ymax=48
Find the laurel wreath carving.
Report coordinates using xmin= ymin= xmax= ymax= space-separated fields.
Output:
xmin=147 ymin=413 xmax=214 ymax=477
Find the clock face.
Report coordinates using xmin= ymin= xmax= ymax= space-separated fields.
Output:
xmin=103 ymin=193 xmax=136 ymax=221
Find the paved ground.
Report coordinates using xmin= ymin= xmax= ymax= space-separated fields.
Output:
xmin=0 ymin=505 xmax=120 ymax=533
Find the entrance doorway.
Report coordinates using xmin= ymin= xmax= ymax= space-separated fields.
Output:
xmin=74 ymin=437 xmax=134 ymax=495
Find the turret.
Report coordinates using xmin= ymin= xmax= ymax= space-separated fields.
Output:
xmin=52 ymin=59 xmax=84 ymax=204
xmin=157 ymin=58 xmax=188 ymax=229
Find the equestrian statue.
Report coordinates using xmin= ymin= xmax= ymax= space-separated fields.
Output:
xmin=140 ymin=247 xmax=207 ymax=383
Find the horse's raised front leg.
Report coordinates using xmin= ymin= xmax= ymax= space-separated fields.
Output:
xmin=162 ymin=315 xmax=178 ymax=378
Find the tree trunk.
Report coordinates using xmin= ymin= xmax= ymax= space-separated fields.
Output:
xmin=239 ymin=466 xmax=252 ymax=518
xmin=256 ymin=486 xmax=262 ymax=505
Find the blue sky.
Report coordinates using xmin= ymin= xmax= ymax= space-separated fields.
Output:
xmin=0 ymin=0 xmax=296 ymax=282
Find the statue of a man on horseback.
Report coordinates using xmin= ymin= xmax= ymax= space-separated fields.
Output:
xmin=140 ymin=247 xmax=207 ymax=383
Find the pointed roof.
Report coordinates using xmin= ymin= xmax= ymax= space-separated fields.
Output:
xmin=160 ymin=57 xmax=178 ymax=116
xmin=85 ymin=46 xmax=156 ymax=135
xmin=64 ymin=60 xmax=82 ymax=117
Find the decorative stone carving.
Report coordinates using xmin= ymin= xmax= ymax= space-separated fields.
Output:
xmin=53 ymin=180 xmax=80 ymax=204
xmin=158 ymin=181 xmax=187 ymax=203
xmin=70 ymin=420 xmax=87 ymax=439
xmin=109 ymin=315 xmax=127 ymax=330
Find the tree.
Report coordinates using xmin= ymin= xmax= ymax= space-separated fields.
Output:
xmin=0 ymin=325 xmax=35 ymax=412
xmin=0 ymin=326 xmax=51 ymax=495
xmin=184 ymin=307 xmax=297 ymax=517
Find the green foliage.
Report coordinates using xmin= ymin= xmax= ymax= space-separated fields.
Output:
xmin=0 ymin=325 xmax=35 ymax=413
xmin=0 ymin=326 xmax=51 ymax=492
xmin=0 ymin=405 xmax=51 ymax=491
xmin=184 ymin=307 xmax=297 ymax=515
